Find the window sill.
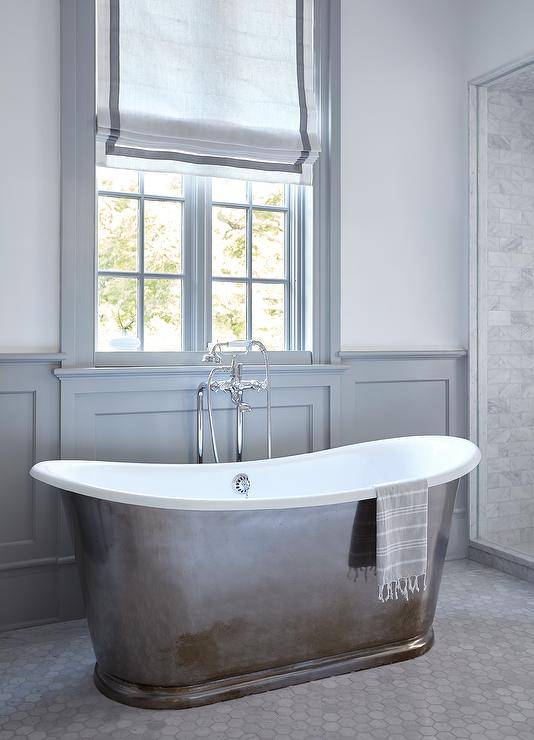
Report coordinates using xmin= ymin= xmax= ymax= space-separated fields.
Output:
xmin=54 ymin=361 xmax=348 ymax=380
xmin=93 ymin=350 xmax=313 ymax=368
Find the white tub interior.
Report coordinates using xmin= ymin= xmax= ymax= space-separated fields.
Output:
xmin=30 ymin=435 xmax=481 ymax=511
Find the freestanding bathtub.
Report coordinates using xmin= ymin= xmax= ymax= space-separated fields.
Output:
xmin=30 ymin=435 xmax=480 ymax=709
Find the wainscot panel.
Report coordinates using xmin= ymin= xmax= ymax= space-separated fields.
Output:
xmin=338 ymin=351 xmax=468 ymax=560
xmin=56 ymin=365 xmax=345 ymax=460
xmin=0 ymin=357 xmax=83 ymax=631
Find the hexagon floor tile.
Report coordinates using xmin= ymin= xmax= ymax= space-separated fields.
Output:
xmin=1 ymin=559 xmax=534 ymax=739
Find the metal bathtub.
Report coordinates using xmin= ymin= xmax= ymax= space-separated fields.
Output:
xmin=31 ymin=436 xmax=481 ymax=708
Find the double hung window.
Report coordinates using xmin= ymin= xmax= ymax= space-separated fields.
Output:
xmin=96 ymin=170 xmax=308 ymax=357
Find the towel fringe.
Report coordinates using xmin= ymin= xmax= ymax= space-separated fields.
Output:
xmin=347 ymin=566 xmax=376 ymax=582
xmin=378 ymin=573 xmax=427 ymax=602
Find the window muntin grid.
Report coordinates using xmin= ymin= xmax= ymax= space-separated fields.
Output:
xmin=96 ymin=169 xmax=305 ymax=357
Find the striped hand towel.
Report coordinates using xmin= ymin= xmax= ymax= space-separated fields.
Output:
xmin=376 ymin=478 xmax=428 ymax=602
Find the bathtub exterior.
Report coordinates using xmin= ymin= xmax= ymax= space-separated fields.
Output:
xmin=64 ymin=479 xmax=458 ymax=709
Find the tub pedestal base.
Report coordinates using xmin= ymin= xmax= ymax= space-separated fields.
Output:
xmin=93 ymin=628 xmax=434 ymax=710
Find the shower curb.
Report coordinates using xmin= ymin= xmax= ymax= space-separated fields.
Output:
xmin=469 ymin=540 xmax=534 ymax=585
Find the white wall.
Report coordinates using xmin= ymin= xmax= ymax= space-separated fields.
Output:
xmin=340 ymin=0 xmax=468 ymax=350
xmin=3 ymin=1 xmax=534 ymax=355
xmin=340 ymin=0 xmax=534 ymax=352
xmin=0 ymin=0 xmax=60 ymax=352
xmin=465 ymin=0 xmax=534 ymax=81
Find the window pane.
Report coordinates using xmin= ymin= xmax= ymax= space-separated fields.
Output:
xmin=144 ymin=172 xmax=183 ymax=197
xmin=144 ymin=201 xmax=182 ymax=274
xmin=98 ymin=196 xmax=138 ymax=272
xmin=252 ymin=210 xmax=285 ymax=279
xmin=97 ymin=276 xmax=139 ymax=350
xmin=251 ymin=182 xmax=285 ymax=207
xmin=212 ymin=177 xmax=248 ymax=204
xmin=97 ymin=166 xmax=139 ymax=193
xmin=144 ymin=279 xmax=182 ymax=350
xmin=212 ymin=282 xmax=247 ymax=343
xmin=252 ymin=283 xmax=285 ymax=350
xmin=212 ymin=207 xmax=247 ymax=277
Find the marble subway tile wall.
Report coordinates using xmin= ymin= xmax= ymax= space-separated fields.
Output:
xmin=486 ymin=88 xmax=534 ymax=548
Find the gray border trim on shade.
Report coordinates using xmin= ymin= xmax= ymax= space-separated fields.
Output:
xmin=106 ymin=0 xmax=120 ymax=149
xmin=106 ymin=144 xmax=306 ymax=175
xmin=294 ymin=0 xmax=310 ymax=168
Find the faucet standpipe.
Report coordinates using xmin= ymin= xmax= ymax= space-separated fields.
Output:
xmin=196 ymin=340 xmax=272 ymax=464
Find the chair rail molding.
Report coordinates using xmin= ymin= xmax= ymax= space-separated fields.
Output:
xmin=0 ymin=354 xmax=66 ymax=364
xmin=338 ymin=349 xmax=467 ymax=360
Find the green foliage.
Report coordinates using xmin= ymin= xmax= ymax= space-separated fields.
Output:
xmin=98 ymin=276 xmax=136 ymax=333
xmin=212 ymin=207 xmax=246 ymax=275
xmin=98 ymin=196 xmax=182 ymax=345
xmin=98 ymin=197 xmax=137 ymax=272
xmin=97 ymin=176 xmax=286 ymax=350
xmin=212 ymin=283 xmax=246 ymax=342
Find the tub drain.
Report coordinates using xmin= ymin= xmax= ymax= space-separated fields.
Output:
xmin=232 ymin=473 xmax=251 ymax=497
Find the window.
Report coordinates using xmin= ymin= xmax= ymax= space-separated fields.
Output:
xmin=96 ymin=168 xmax=307 ymax=356
xmin=97 ymin=168 xmax=185 ymax=352
xmin=61 ymin=1 xmax=336 ymax=368
xmin=211 ymin=179 xmax=289 ymax=351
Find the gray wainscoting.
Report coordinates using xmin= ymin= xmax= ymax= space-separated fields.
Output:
xmin=0 ymin=351 xmax=468 ymax=630
xmin=0 ymin=356 xmax=82 ymax=630
xmin=338 ymin=351 xmax=469 ymax=560
xmin=56 ymin=365 xmax=344 ymax=462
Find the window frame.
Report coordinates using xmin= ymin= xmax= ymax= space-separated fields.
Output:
xmin=96 ymin=171 xmax=187 ymax=353
xmin=208 ymin=180 xmax=293 ymax=353
xmin=60 ymin=0 xmax=340 ymax=369
xmin=94 ymin=174 xmax=309 ymax=364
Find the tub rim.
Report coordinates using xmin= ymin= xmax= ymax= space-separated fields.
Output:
xmin=29 ymin=435 xmax=480 ymax=512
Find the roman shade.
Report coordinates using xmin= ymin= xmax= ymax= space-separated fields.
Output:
xmin=97 ymin=0 xmax=320 ymax=184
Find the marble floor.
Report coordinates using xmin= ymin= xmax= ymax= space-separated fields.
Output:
xmin=1 ymin=559 xmax=534 ymax=740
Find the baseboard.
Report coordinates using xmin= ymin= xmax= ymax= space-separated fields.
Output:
xmin=0 ymin=560 xmax=84 ymax=632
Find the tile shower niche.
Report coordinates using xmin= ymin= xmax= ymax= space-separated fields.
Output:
xmin=471 ymin=60 xmax=534 ymax=568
